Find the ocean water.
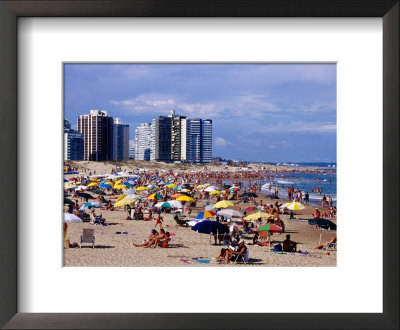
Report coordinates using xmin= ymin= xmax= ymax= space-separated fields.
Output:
xmin=212 ymin=163 xmax=337 ymax=207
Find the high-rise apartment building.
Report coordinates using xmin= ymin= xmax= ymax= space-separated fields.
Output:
xmin=113 ymin=117 xmax=129 ymax=161
xmin=202 ymin=119 xmax=213 ymax=163
xmin=64 ymin=118 xmax=84 ymax=160
xmin=129 ymin=141 xmax=135 ymax=160
xmin=151 ymin=116 xmax=172 ymax=162
xmin=135 ymin=123 xmax=152 ymax=161
xmin=77 ymin=110 xmax=114 ymax=161
xmin=170 ymin=110 xmax=187 ymax=162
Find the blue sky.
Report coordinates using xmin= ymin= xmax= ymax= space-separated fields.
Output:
xmin=64 ymin=63 xmax=336 ymax=163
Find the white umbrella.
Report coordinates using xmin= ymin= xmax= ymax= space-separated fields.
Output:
xmin=204 ymin=186 xmax=218 ymax=192
xmin=74 ymin=185 xmax=88 ymax=191
xmin=217 ymin=209 xmax=244 ymax=218
xmin=64 ymin=213 xmax=83 ymax=223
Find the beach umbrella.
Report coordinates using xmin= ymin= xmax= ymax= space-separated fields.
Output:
xmin=64 ymin=183 xmax=75 ymax=190
xmin=147 ymin=184 xmax=157 ymax=189
xmin=87 ymin=182 xmax=98 ymax=187
xmin=244 ymin=211 xmax=274 ymax=220
xmin=223 ymin=184 xmax=231 ymax=189
xmin=64 ymin=197 xmax=74 ymax=205
xmin=195 ymin=210 xmax=216 ymax=219
xmin=187 ymin=219 xmax=204 ymax=227
xmin=257 ymin=223 xmax=283 ymax=233
xmin=217 ymin=209 xmax=244 ymax=218
xmin=98 ymin=183 xmax=111 ymax=189
xmin=79 ymin=202 xmax=100 ymax=211
xmin=136 ymin=186 xmax=148 ymax=191
xmin=146 ymin=193 xmax=163 ymax=200
xmin=309 ymin=218 xmax=337 ymax=231
xmin=115 ymin=194 xmax=127 ymax=203
xmin=205 ymin=186 xmax=218 ymax=192
xmin=257 ymin=223 xmax=283 ymax=252
xmin=64 ymin=179 xmax=68 ymax=183
xmin=240 ymin=192 xmax=258 ymax=198
xmin=166 ymin=183 xmax=176 ymax=188
xmin=245 ymin=206 xmax=258 ymax=212
xmin=177 ymin=195 xmax=195 ymax=202
xmin=192 ymin=220 xmax=229 ymax=235
xmin=76 ymin=192 xmax=94 ymax=200
xmin=64 ymin=213 xmax=83 ymax=223
xmin=164 ymin=200 xmax=183 ymax=208
xmin=91 ymin=189 xmax=106 ymax=195
xmin=114 ymin=198 xmax=137 ymax=208
xmin=214 ymin=200 xmax=235 ymax=209
xmin=121 ymin=182 xmax=133 ymax=188
xmin=197 ymin=184 xmax=206 ymax=189
xmin=284 ymin=201 xmax=305 ymax=210
xmin=209 ymin=190 xmax=221 ymax=195
xmin=74 ymin=185 xmax=88 ymax=191
xmin=179 ymin=188 xmax=190 ymax=192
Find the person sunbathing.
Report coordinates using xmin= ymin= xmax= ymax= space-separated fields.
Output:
xmin=150 ymin=232 xmax=171 ymax=248
xmin=133 ymin=229 xmax=160 ymax=247
xmin=282 ymin=234 xmax=297 ymax=252
xmin=217 ymin=240 xmax=247 ymax=264
xmin=313 ymin=236 xmax=336 ymax=249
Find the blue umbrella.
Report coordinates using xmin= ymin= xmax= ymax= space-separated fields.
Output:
xmin=64 ymin=179 xmax=68 ymax=183
xmin=192 ymin=220 xmax=229 ymax=235
xmin=99 ymin=183 xmax=112 ymax=189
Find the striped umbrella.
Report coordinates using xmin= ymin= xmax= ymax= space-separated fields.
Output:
xmin=195 ymin=210 xmax=216 ymax=219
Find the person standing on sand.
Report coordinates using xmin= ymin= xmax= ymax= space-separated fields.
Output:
xmin=305 ymin=192 xmax=309 ymax=205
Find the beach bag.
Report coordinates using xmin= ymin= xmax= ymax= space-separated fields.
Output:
xmin=273 ymin=243 xmax=282 ymax=252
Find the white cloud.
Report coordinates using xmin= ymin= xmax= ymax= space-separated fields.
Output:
xmin=269 ymin=140 xmax=295 ymax=150
xmin=214 ymin=137 xmax=232 ymax=147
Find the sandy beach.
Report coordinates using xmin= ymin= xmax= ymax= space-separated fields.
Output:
xmin=64 ymin=161 xmax=337 ymax=267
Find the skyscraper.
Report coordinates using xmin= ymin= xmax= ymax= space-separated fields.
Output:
xmin=170 ymin=110 xmax=187 ymax=162
xmin=152 ymin=115 xmax=172 ymax=162
xmin=64 ymin=118 xmax=84 ymax=160
xmin=113 ymin=117 xmax=129 ymax=161
xmin=77 ymin=110 xmax=114 ymax=161
xmin=202 ymin=119 xmax=213 ymax=163
xmin=135 ymin=123 xmax=152 ymax=161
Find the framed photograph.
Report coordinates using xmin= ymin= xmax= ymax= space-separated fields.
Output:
xmin=0 ymin=1 xmax=398 ymax=329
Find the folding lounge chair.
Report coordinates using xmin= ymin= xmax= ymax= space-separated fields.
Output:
xmin=325 ymin=242 xmax=337 ymax=251
xmin=232 ymin=247 xmax=250 ymax=264
xmin=80 ymin=228 xmax=95 ymax=248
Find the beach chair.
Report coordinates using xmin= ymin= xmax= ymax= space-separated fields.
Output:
xmin=80 ymin=228 xmax=95 ymax=248
xmin=232 ymin=247 xmax=250 ymax=264
xmin=325 ymin=242 xmax=337 ymax=251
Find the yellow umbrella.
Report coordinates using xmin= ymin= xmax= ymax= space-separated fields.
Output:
xmin=177 ymin=195 xmax=195 ymax=202
xmin=214 ymin=201 xmax=235 ymax=208
xmin=87 ymin=182 xmax=98 ymax=187
xmin=114 ymin=198 xmax=137 ymax=208
xmin=136 ymin=186 xmax=148 ymax=191
xmin=115 ymin=194 xmax=127 ymax=203
xmin=115 ymin=179 xmax=123 ymax=185
xmin=284 ymin=201 xmax=305 ymax=210
xmin=244 ymin=211 xmax=274 ymax=220
xmin=114 ymin=184 xmax=128 ymax=190
xmin=209 ymin=190 xmax=221 ymax=195
xmin=166 ymin=183 xmax=176 ymax=188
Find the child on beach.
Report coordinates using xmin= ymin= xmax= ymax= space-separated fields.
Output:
xmin=155 ymin=214 xmax=163 ymax=228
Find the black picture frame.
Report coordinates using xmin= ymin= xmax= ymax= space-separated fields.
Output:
xmin=0 ymin=1 xmax=398 ymax=329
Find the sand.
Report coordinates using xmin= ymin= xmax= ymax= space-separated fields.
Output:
xmin=64 ymin=161 xmax=337 ymax=267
